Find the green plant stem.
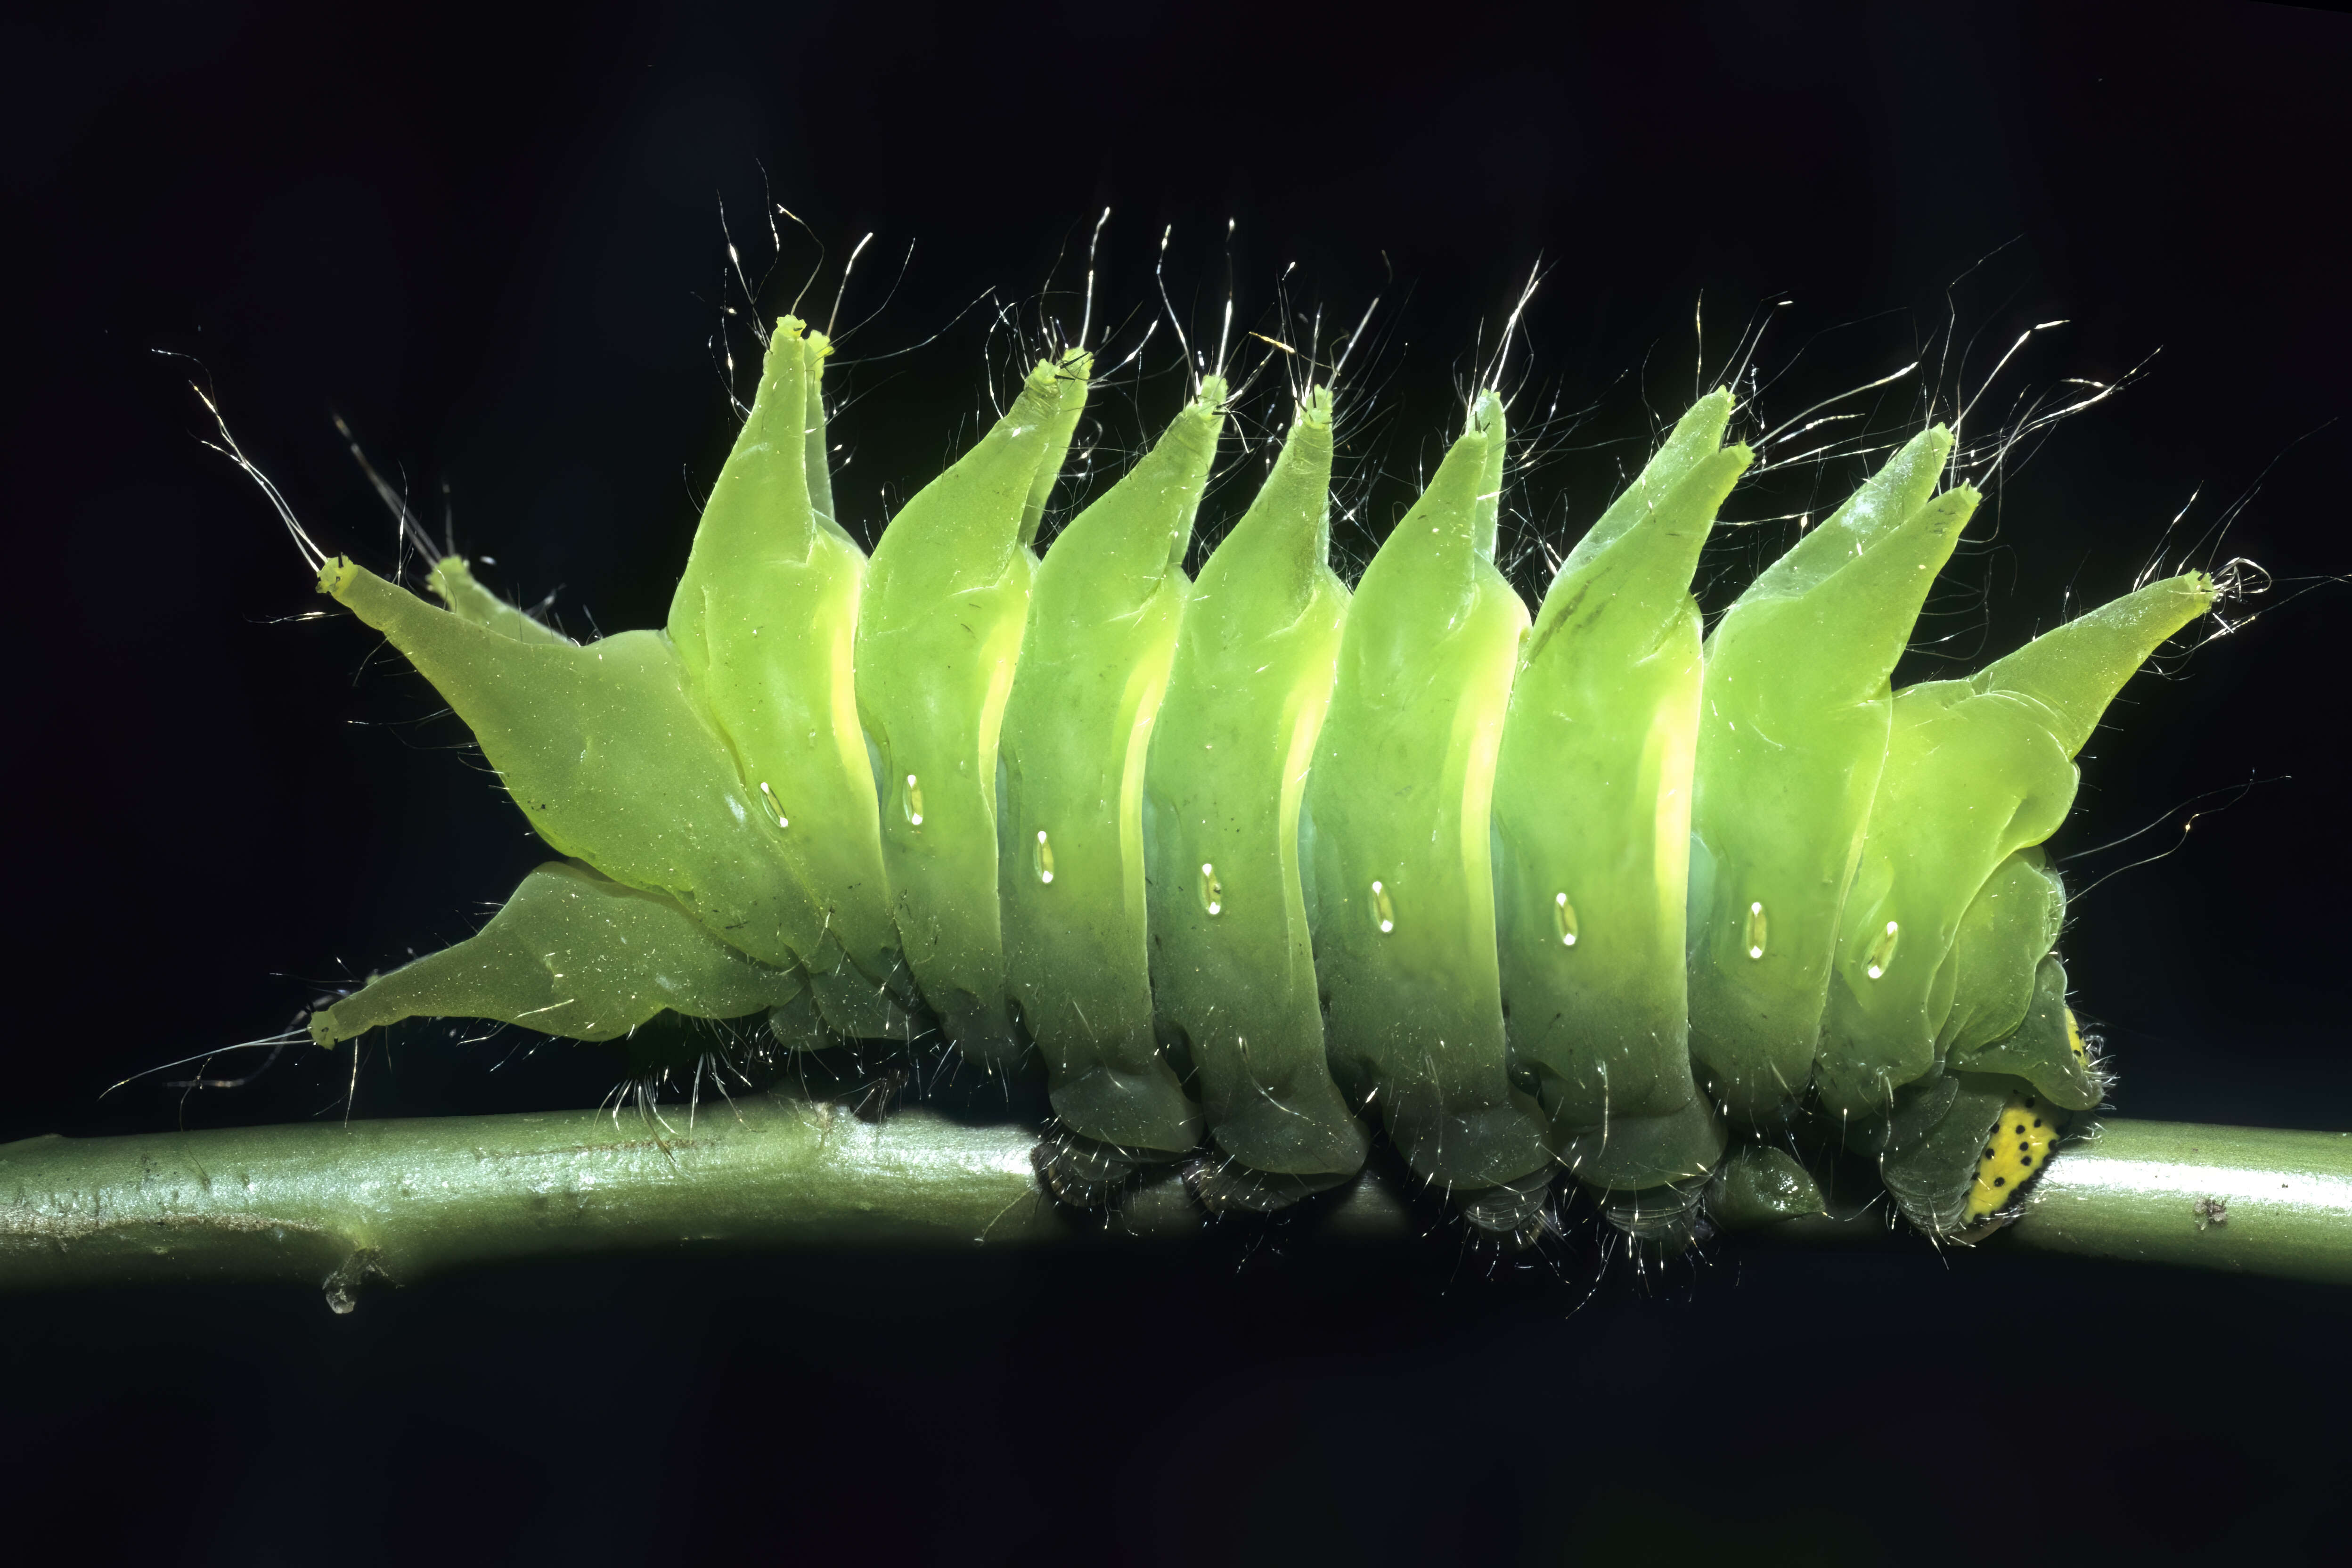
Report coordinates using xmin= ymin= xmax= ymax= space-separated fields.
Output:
xmin=2001 ymin=1119 xmax=2352 ymax=1282
xmin=1 ymin=1107 xmax=2343 ymax=1307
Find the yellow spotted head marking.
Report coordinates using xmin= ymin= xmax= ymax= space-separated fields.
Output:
xmin=1963 ymin=1089 xmax=2065 ymax=1221
xmin=2066 ymin=1006 xmax=2088 ymax=1065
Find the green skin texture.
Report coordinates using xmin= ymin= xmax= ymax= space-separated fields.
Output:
xmin=996 ymin=377 xmax=1226 ymax=1156
xmin=1936 ymin=846 xmax=2065 ymax=1063
xmin=1492 ymin=392 xmax=1749 ymax=1192
xmin=307 ymin=346 xmax=2215 ymax=1231
xmin=1143 ymin=388 xmax=1366 ymax=1180
xmin=1877 ymin=1071 xmax=2017 ymax=1231
xmin=425 ymin=556 xmax=572 ymax=646
xmin=1302 ymin=392 xmax=1552 ymax=1193
xmin=314 ymin=559 xmax=860 ymax=1013
xmin=314 ymin=861 xmax=805 ymax=1046
xmin=1815 ymin=571 xmax=2217 ymax=1116
xmin=1708 ymin=1144 xmax=1825 ymax=1230
xmin=1686 ymin=428 xmax=1976 ymax=1117
xmin=1976 ymin=954 xmax=2096 ymax=1108
xmin=666 ymin=321 xmax=902 ymax=1029
xmin=856 ymin=351 xmax=1094 ymax=1064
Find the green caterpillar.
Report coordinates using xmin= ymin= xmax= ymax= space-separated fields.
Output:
xmin=298 ymin=312 xmax=2212 ymax=1247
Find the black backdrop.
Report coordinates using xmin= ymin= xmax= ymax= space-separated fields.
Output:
xmin=8 ymin=2 xmax=2351 ymax=1561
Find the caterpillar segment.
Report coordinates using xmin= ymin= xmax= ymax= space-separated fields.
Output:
xmin=996 ymin=373 xmax=1225 ymax=1167
xmin=1142 ymin=386 xmax=1367 ymax=1209
xmin=1685 ymin=424 xmax=1972 ymax=1119
xmin=1494 ymin=390 xmax=1749 ymax=1205
xmin=303 ymin=316 xmax=2215 ymax=1248
xmin=664 ymin=320 xmax=910 ymax=1036
xmin=856 ymin=348 xmax=1094 ymax=1064
xmin=1301 ymin=389 xmax=1553 ymax=1230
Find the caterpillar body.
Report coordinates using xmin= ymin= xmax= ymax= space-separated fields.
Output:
xmin=300 ymin=313 xmax=2212 ymax=1248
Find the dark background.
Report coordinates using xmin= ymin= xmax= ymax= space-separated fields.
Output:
xmin=7 ymin=1 xmax=2349 ymax=1561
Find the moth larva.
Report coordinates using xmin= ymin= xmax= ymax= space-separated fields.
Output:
xmin=301 ymin=311 xmax=2213 ymax=1247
